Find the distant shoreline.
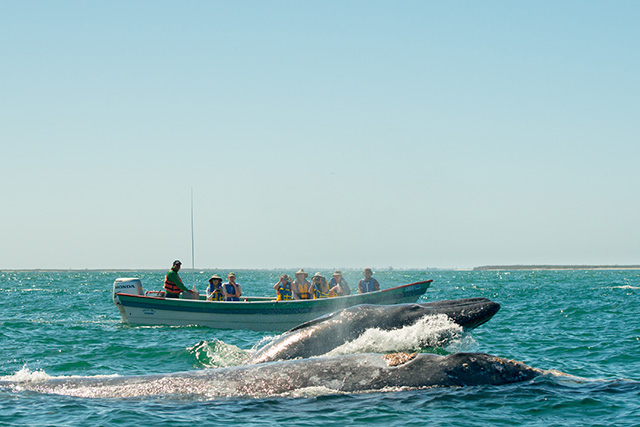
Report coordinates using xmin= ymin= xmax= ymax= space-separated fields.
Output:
xmin=2 ymin=265 xmax=640 ymax=272
xmin=473 ymin=265 xmax=640 ymax=271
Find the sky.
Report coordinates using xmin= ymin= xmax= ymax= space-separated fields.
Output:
xmin=1 ymin=1 xmax=639 ymax=270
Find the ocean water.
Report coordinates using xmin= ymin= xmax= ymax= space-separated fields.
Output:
xmin=1 ymin=269 xmax=639 ymax=426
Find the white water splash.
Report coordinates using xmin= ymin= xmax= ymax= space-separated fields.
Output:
xmin=1 ymin=366 xmax=53 ymax=383
xmin=326 ymin=314 xmax=464 ymax=357
xmin=0 ymin=366 xmax=119 ymax=386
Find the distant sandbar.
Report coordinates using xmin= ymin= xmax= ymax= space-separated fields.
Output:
xmin=474 ymin=265 xmax=640 ymax=271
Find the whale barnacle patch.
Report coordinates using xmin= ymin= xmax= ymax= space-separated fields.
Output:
xmin=382 ymin=352 xmax=418 ymax=366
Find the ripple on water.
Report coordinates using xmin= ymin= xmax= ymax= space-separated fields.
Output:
xmin=1 ymin=270 xmax=640 ymax=426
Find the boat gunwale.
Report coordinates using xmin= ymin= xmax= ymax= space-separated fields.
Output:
xmin=115 ymin=280 xmax=432 ymax=305
xmin=114 ymin=280 xmax=431 ymax=314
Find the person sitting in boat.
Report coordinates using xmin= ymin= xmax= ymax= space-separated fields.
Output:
xmin=206 ymin=274 xmax=224 ymax=301
xmin=292 ymin=269 xmax=314 ymax=300
xmin=358 ymin=268 xmax=380 ymax=294
xmin=312 ymin=272 xmax=334 ymax=298
xmin=222 ymin=273 xmax=242 ymax=301
xmin=328 ymin=270 xmax=350 ymax=296
xmin=163 ymin=260 xmax=194 ymax=298
xmin=274 ymin=274 xmax=293 ymax=301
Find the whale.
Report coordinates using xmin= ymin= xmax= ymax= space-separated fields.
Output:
xmin=249 ymin=298 xmax=501 ymax=364
xmin=1 ymin=352 xmax=540 ymax=398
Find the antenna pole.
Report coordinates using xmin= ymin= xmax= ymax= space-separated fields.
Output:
xmin=191 ymin=187 xmax=195 ymax=289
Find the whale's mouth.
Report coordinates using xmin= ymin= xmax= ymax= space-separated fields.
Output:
xmin=382 ymin=352 xmax=418 ymax=366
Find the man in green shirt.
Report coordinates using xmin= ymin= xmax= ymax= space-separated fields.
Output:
xmin=164 ymin=260 xmax=189 ymax=298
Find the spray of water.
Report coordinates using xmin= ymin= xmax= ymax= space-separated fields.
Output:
xmin=326 ymin=314 xmax=465 ymax=357
xmin=0 ymin=365 xmax=120 ymax=389
xmin=1 ymin=365 xmax=54 ymax=383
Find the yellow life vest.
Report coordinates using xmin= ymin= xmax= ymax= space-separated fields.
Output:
xmin=297 ymin=281 xmax=312 ymax=299
xmin=207 ymin=289 xmax=224 ymax=301
xmin=314 ymin=287 xmax=333 ymax=298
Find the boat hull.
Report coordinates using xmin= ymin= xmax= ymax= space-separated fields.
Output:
xmin=114 ymin=280 xmax=432 ymax=331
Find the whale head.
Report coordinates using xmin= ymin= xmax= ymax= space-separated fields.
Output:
xmin=415 ymin=298 xmax=501 ymax=330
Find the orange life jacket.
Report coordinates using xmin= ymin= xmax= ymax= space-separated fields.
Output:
xmin=164 ymin=278 xmax=182 ymax=295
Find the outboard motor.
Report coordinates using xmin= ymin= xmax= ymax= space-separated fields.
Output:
xmin=113 ymin=278 xmax=143 ymax=304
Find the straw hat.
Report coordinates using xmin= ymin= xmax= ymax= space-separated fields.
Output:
xmin=209 ymin=274 xmax=222 ymax=282
xmin=295 ymin=268 xmax=308 ymax=278
xmin=312 ymin=272 xmax=325 ymax=280
xmin=332 ymin=270 xmax=343 ymax=277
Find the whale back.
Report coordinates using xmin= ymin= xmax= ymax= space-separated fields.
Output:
xmin=1 ymin=352 xmax=541 ymax=398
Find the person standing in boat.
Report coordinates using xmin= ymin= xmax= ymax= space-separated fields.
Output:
xmin=274 ymin=274 xmax=293 ymax=301
xmin=328 ymin=270 xmax=350 ymax=296
xmin=164 ymin=260 xmax=193 ymax=298
xmin=222 ymin=272 xmax=242 ymax=301
xmin=358 ymin=268 xmax=380 ymax=294
xmin=312 ymin=272 xmax=334 ymax=298
xmin=292 ymin=269 xmax=314 ymax=300
xmin=206 ymin=274 xmax=224 ymax=301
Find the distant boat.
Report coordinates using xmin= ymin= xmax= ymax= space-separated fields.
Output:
xmin=112 ymin=279 xmax=432 ymax=331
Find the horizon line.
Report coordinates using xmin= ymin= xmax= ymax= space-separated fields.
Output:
xmin=2 ymin=264 xmax=640 ymax=272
